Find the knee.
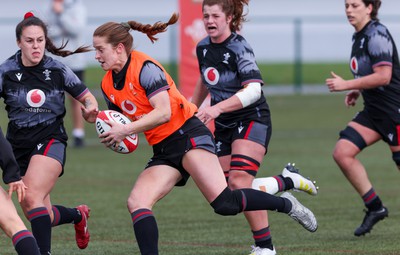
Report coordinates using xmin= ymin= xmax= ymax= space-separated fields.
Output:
xmin=228 ymin=171 xmax=253 ymax=190
xmin=228 ymin=154 xmax=259 ymax=190
xmin=0 ymin=214 xmax=26 ymax=238
xmin=127 ymin=193 xmax=154 ymax=213
xmin=338 ymin=126 xmax=366 ymax=152
xmin=20 ymin=193 xmax=38 ymax=213
xmin=126 ymin=195 xmax=138 ymax=213
xmin=333 ymin=126 xmax=366 ymax=164
xmin=230 ymin=154 xmax=260 ymax=179
xmin=332 ymin=146 xmax=345 ymax=163
xmin=210 ymin=187 xmax=243 ymax=216
xmin=332 ymin=144 xmax=358 ymax=172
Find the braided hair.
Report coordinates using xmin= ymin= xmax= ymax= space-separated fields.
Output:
xmin=93 ymin=13 xmax=179 ymax=55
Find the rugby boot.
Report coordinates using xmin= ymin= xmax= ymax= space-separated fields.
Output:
xmin=282 ymin=163 xmax=318 ymax=195
xmin=354 ymin=206 xmax=388 ymax=236
xmin=74 ymin=205 xmax=90 ymax=249
xmin=281 ymin=192 xmax=318 ymax=232
xmin=248 ymin=245 xmax=276 ymax=255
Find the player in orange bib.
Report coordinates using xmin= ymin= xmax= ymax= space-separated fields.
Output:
xmin=93 ymin=13 xmax=317 ymax=255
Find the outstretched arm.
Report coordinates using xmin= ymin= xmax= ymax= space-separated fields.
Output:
xmin=326 ymin=65 xmax=392 ymax=92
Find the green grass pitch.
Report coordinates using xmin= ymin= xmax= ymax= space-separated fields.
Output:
xmin=1 ymin=72 xmax=399 ymax=254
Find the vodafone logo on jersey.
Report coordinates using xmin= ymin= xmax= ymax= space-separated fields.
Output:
xmin=27 ymin=89 xmax=45 ymax=107
xmin=350 ymin=57 xmax=358 ymax=74
xmin=204 ymin=67 xmax=220 ymax=85
xmin=121 ymin=100 xmax=137 ymax=115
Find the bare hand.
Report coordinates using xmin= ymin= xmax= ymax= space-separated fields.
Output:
xmin=195 ymin=106 xmax=221 ymax=125
xmin=326 ymin=71 xmax=349 ymax=92
xmin=99 ymin=120 xmax=129 ymax=150
xmin=81 ymin=99 xmax=99 ymax=123
xmin=8 ymin=180 xmax=27 ymax=203
xmin=345 ymin=90 xmax=360 ymax=107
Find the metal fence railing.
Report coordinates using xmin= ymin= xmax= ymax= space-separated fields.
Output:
xmin=1 ymin=15 xmax=399 ymax=91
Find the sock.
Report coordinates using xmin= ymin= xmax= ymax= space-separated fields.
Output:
xmin=241 ymin=189 xmax=292 ymax=213
xmin=51 ymin=205 xmax=80 ymax=226
xmin=131 ymin=209 xmax=159 ymax=255
xmin=210 ymin=188 xmax=292 ymax=215
xmin=251 ymin=175 xmax=294 ymax=195
xmin=72 ymin=129 xmax=85 ymax=138
xmin=28 ymin=207 xmax=52 ymax=255
xmin=252 ymin=177 xmax=280 ymax=194
xmin=281 ymin=174 xmax=295 ymax=190
xmin=12 ymin=230 xmax=40 ymax=255
xmin=362 ymin=188 xmax=383 ymax=211
xmin=252 ymin=227 xmax=273 ymax=250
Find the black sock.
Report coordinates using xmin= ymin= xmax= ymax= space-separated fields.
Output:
xmin=51 ymin=205 xmax=80 ymax=226
xmin=275 ymin=174 xmax=294 ymax=191
xmin=131 ymin=209 xmax=158 ymax=255
xmin=210 ymin=188 xmax=292 ymax=215
xmin=241 ymin=189 xmax=291 ymax=213
xmin=252 ymin=227 xmax=273 ymax=250
xmin=28 ymin=207 xmax=51 ymax=255
xmin=362 ymin=188 xmax=383 ymax=211
xmin=13 ymin=230 xmax=40 ymax=255
xmin=282 ymin=174 xmax=295 ymax=190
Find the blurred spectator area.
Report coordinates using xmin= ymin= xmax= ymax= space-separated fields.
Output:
xmin=1 ymin=15 xmax=399 ymax=64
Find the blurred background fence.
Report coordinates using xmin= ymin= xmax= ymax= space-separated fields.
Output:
xmin=1 ymin=0 xmax=399 ymax=91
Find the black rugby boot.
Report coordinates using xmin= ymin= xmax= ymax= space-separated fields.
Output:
xmin=354 ymin=206 xmax=388 ymax=236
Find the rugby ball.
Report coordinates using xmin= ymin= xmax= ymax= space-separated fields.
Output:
xmin=95 ymin=110 xmax=139 ymax=154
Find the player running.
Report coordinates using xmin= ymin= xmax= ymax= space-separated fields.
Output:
xmin=0 ymin=12 xmax=98 ymax=254
xmin=326 ymin=0 xmax=398 ymax=237
xmin=93 ymin=12 xmax=317 ymax=255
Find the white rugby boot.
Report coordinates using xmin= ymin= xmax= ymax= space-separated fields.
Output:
xmin=282 ymin=163 xmax=318 ymax=195
xmin=248 ymin=245 xmax=276 ymax=255
xmin=281 ymin=192 xmax=318 ymax=232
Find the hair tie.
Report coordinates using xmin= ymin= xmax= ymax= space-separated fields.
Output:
xmin=120 ymin=22 xmax=131 ymax=30
xmin=24 ymin=12 xmax=35 ymax=19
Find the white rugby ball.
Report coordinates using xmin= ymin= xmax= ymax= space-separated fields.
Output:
xmin=95 ymin=110 xmax=139 ymax=154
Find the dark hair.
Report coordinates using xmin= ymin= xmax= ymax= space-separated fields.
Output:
xmin=93 ymin=13 xmax=179 ymax=56
xmin=362 ymin=0 xmax=381 ymax=21
xmin=202 ymin=0 xmax=249 ymax=32
xmin=16 ymin=13 xmax=91 ymax=57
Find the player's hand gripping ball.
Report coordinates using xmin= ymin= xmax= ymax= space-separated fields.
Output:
xmin=95 ymin=110 xmax=139 ymax=154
